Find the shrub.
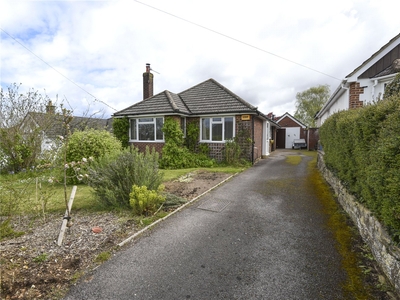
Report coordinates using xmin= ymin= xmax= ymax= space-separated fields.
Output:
xmin=129 ymin=185 xmax=165 ymax=216
xmin=65 ymin=129 xmax=122 ymax=183
xmin=223 ymin=138 xmax=242 ymax=165
xmin=320 ymin=94 xmax=400 ymax=241
xmin=112 ymin=117 xmax=130 ymax=148
xmin=88 ymin=147 xmax=163 ymax=208
xmin=160 ymin=117 xmax=215 ymax=169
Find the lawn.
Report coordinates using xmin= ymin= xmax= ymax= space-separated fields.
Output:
xmin=0 ymin=166 xmax=245 ymax=217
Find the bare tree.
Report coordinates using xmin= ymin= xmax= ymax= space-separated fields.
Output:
xmin=0 ymin=83 xmax=56 ymax=173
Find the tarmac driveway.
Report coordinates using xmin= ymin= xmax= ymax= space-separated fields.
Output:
xmin=64 ymin=150 xmax=348 ymax=299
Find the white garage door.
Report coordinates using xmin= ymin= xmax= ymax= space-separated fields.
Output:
xmin=285 ymin=127 xmax=300 ymax=149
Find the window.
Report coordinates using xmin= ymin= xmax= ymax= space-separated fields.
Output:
xmin=130 ymin=117 xmax=164 ymax=141
xmin=201 ymin=117 xmax=234 ymax=142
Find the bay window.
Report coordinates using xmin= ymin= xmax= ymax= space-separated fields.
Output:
xmin=130 ymin=117 xmax=164 ymax=141
xmin=201 ymin=116 xmax=234 ymax=142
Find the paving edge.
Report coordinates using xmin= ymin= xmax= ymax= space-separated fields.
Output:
xmin=117 ymin=173 xmax=237 ymax=247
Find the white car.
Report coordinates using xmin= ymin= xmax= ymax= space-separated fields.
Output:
xmin=292 ymin=139 xmax=307 ymax=149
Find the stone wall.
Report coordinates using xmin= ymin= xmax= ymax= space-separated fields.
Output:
xmin=317 ymin=152 xmax=400 ymax=294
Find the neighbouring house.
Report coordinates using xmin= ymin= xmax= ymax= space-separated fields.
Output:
xmin=113 ymin=64 xmax=279 ymax=163
xmin=316 ymin=32 xmax=400 ymax=126
xmin=20 ymin=102 xmax=112 ymax=153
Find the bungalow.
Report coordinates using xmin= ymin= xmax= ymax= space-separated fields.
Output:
xmin=113 ymin=64 xmax=279 ymax=163
xmin=316 ymin=32 xmax=400 ymax=126
xmin=21 ymin=103 xmax=112 ymax=153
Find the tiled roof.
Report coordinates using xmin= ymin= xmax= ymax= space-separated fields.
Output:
xmin=114 ymin=78 xmax=258 ymax=117
xmin=26 ymin=112 xmax=112 ymax=138
xmin=179 ymin=79 xmax=257 ymax=115
xmin=114 ymin=90 xmax=191 ymax=116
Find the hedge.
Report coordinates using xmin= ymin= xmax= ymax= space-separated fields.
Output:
xmin=319 ymin=94 xmax=400 ymax=241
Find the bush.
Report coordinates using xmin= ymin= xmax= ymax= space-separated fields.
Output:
xmin=320 ymin=94 xmax=400 ymax=241
xmin=65 ymin=129 xmax=122 ymax=183
xmin=160 ymin=117 xmax=215 ymax=169
xmin=112 ymin=117 xmax=130 ymax=148
xmin=223 ymin=138 xmax=242 ymax=165
xmin=129 ymin=185 xmax=165 ymax=215
xmin=87 ymin=147 xmax=163 ymax=208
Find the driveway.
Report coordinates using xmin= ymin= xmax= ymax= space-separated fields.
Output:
xmin=64 ymin=150 xmax=348 ymax=299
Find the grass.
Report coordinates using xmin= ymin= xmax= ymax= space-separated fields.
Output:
xmin=94 ymin=251 xmax=111 ymax=263
xmin=0 ymin=165 xmax=244 ymax=221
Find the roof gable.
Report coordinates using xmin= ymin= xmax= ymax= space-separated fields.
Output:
xmin=346 ymin=33 xmax=400 ymax=79
xmin=276 ymin=112 xmax=307 ymax=128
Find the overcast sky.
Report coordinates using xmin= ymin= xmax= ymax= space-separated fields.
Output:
xmin=1 ymin=0 xmax=399 ymax=119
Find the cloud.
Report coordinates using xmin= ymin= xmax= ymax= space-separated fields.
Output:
xmin=1 ymin=0 xmax=399 ymax=119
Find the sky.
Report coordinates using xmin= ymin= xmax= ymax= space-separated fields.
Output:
xmin=1 ymin=0 xmax=399 ymax=119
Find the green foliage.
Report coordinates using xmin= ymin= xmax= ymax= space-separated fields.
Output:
xmin=94 ymin=251 xmax=111 ymax=263
xmin=223 ymin=138 xmax=242 ymax=165
xmin=185 ymin=121 xmax=199 ymax=151
xmin=320 ymin=94 xmax=400 ymax=241
xmin=383 ymin=72 xmax=400 ymax=99
xmin=160 ymin=117 xmax=215 ymax=169
xmin=0 ymin=219 xmax=24 ymax=241
xmin=129 ymin=185 xmax=166 ymax=215
xmin=112 ymin=117 xmax=130 ymax=148
xmin=294 ymin=85 xmax=330 ymax=127
xmin=65 ymin=129 xmax=122 ymax=183
xmin=88 ymin=147 xmax=163 ymax=208
xmin=33 ymin=253 xmax=48 ymax=263
xmin=0 ymin=83 xmax=54 ymax=173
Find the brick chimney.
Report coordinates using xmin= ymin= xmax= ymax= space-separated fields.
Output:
xmin=46 ymin=100 xmax=56 ymax=114
xmin=143 ymin=63 xmax=153 ymax=100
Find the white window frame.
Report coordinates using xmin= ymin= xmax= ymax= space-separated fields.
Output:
xmin=130 ymin=117 xmax=164 ymax=142
xmin=200 ymin=116 xmax=235 ymax=143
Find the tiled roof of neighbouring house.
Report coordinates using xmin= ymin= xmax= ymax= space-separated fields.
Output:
xmin=25 ymin=112 xmax=112 ymax=138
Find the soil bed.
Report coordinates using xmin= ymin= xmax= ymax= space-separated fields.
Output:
xmin=0 ymin=171 xmax=230 ymax=299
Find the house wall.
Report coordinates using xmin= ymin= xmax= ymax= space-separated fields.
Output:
xmin=349 ymin=82 xmax=365 ymax=109
xmin=131 ymin=142 xmax=164 ymax=154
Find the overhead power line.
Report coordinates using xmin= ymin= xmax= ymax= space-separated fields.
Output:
xmin=0 ymin=28 xmax=117 ymax=112
xmin=133 ymin=0 xmax=342 ymax=81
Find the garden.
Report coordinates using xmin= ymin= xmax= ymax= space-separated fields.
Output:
xmin=0 ymin=102 xmax=246 ymax=299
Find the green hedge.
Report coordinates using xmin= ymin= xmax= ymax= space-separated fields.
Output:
xmin=320 ymin=94 xmax=400 ymax=241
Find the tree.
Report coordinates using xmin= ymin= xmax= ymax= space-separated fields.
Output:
xmin=294 ymin=85 xmax=330 ymax=128
xmin=0 ymin=83 xmax=55 ymax=173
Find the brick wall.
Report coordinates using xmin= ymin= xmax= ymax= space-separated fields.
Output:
xmin=278 ymin=116 xmax=299 ymax=128
xmin=130 ymin=142 xmax=164 ymax=154
xmin=349 ymin=82 xmax=364 ymax=109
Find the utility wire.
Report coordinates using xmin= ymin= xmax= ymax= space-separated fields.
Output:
xmin=133 ymin=0 xmax=342 ymax=81
xmin=0 ymin=28 xmax=118 ymax=112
